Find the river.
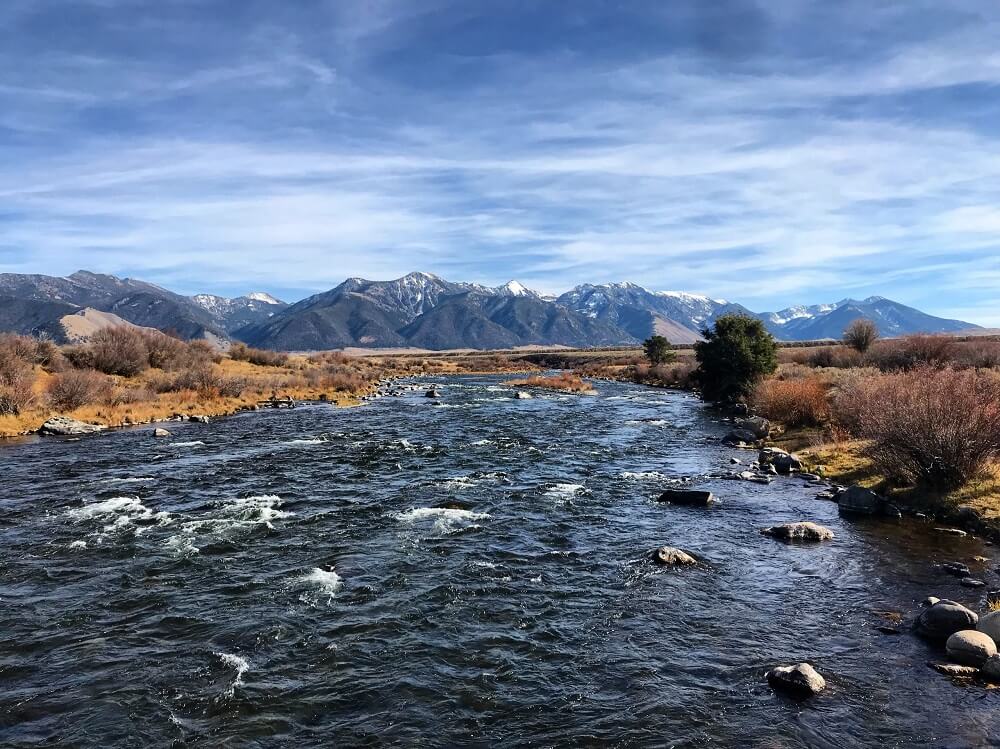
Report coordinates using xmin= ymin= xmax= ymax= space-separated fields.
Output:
xmin=0 ymin=375 xmax=996 ymax=747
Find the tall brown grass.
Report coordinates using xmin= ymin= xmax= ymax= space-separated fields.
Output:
xmin=752 ymin=377 xmax=830 ymax=427
xmin=833 ymin=367 xmax=1000 ymax=490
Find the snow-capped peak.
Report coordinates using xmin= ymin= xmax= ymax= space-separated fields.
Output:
xmin=496 ymin=280 xmax=533 ymax=297
xmin=245 ymin=292 xmax=282 ymax=305
xmin=655 ymin=290 xmax=727 ymax=305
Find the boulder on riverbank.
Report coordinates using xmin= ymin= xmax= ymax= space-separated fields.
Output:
xmin=915 ymin=600 xmax=979 ymax=642
xmin=977 ymin=611 xmax=1000 ymax=642
xmin=651 ymin=546 xmax=698 ymax=566
xmin=838 ymin=485 xmax=899 ymax=518
xmin=657 ymin=489 xmax=715 ymax=506
xmin=758 ymin=447 xmax=802 ymax=475
xmin=739 ymin=416 xmax=771 ymax=439
xmin=722 ymin=428 xmax=759 ymax=447
xmin=39 ymin=417 xmax=106 ymax=436
xmin=761 ymin=522 xmax=835 ymax=542
xmin=929 ymin=662 xmax=979 ymax=677
xmin=945 ymin=630 xmax=997 ymax=666
xmin=984 ymin=655 xmax=1000 ymax=681
xmin=766 ymin=663 xmax=826 ymax=696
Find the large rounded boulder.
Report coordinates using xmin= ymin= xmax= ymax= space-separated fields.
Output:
xmin=945 ymin=630 xmax=997 ymax=666
xmin=915 ymin=600 xmax=979 ymax=642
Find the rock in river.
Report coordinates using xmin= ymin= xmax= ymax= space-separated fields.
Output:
xmin=983 ymin=655 xmax=1000 ymax=681
xmin=945 ymin=630 xmax=997 ymax=666
xmin=153 ymin=428 xmax=171 ymax=438
xmin=761 ymin=522 xmax=835 ymax=542
xmin=514 ymin=391 xmax=533 ymax=400
xmin=657 ymin=489 xmax=715 ymax=506
xmin=766 ymin=663 xmax=826 ymax=696
xmin=651 ymin=546 xmax=698 ymax=566
xmin=722 ymin=428 xmax=759 ymax=447
xmin=838 ymin=485 xmax=896 ymax=517
xmin=740 ymin=416 xmax=771 ymax=439
xmin=39 ymin=417 xmax=106 ymax=436
xmin=977 ymin=611 xmax=1000 ymax=642
xmin=758 ymin=447 xmax=802 ymax=475
xmin=929 ymin=662 xmax=979 ymax=677
xmin=915 ymin=600 xmax=979 ymax=642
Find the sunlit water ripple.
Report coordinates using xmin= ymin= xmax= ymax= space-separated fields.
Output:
xmin=0 ymin=375 xmax=996 ymax=747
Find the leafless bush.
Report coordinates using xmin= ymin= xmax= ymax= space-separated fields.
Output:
xmin=0 ymin=355 xmax=36 ymax=415
xmin=139 ymin=331 xmax=190 ymax=370
xmin=74 ymin=327 xmax=150 ymax=376
xmin=229 ymin=342 xmax=289 ymax=367
xmin=105 ymin=385 xmax=156 ymax=407
xmin=843 ymin=318 xmax=880 ymax=353
xmin=752 ymin=377 xmax=830 ymax=427
xmin=833 ymin=367 xmax=1000 ymax=490
xmin=46 ymin=369 xmax=115 ymax=411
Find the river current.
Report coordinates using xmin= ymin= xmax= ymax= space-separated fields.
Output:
xmin=1 ymin=375 xmax=996 ymax=747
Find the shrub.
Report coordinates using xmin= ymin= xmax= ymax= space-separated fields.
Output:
xmin=140 ymin=331 xmax=190 ymax=370
xmin=82 ymin=327 xmax=150 ymax=376
xmin=642 ymin=335 xmax=675 ymax=365
xmin=46 ymin=369 xmax=115 ymax=411
xmin=694 ymin=315 xmax=778 ymax=402
xmin=0 ymin=356 xmax=36 ymax=415
xmin=229 ymin=342 xmax=289 ymax=367
xmin=843 ymin=318 xmax=879 ymax=353
xmin=900 ymin=334 xmax=956 ymax=369
xmin=832 ymin=367 xmax=1000 ymax=490
xmin=752 ymin=377 xmax=830 ymax=428
xmin=105 ymin=385 xmax=156 ymax=407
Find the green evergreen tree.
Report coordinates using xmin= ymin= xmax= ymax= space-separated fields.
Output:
xmin=694 ymin=314 xmax=777 ymax=402
xmin=642 ymin=335 xmax=675 ymax=365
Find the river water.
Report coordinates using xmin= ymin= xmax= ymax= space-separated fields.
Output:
xmin=1 ymin=375 xmax=997 ymax=747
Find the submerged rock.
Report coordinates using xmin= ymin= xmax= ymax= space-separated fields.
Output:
xmin=915 ymin=600 xmax=979 ymax=642
xmin=426 ymin=389 xmax=441 ymax=398
xmin=766 ymin=663 xmax=826 ymax=696
xmin=514 ymin=391 xmax=533 ymax=400
xmin=945 ymin=630 xmax=997 ymax=666
xmin=153 ymin=428 xmax=171 ymax=438
xmin=761 ymin=522 xmax=835 ymax=542
xmin=39 ymin=416 xmax=106 ymax=436
xmin=657 ymin=489 xmax=715 ymax=506
xmin=651 ymin=546 xmax=698 ymax=566
xmin=960 ymin=578 xmax=986 ymax=588
xmin=929 ymin=662 xmax=979 ymax=677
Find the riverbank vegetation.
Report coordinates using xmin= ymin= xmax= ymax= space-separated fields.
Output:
xmin=504 ymin=373 xmax=594 ymax=393
xmin=0 ymin=330 xmax=540 ymax=437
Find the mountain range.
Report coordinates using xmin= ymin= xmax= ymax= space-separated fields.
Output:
xmin=0 ymin=270 xmax=977 ymax=350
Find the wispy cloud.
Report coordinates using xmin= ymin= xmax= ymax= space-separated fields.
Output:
xmin=1 ymin=0 xmax=998 ymax=323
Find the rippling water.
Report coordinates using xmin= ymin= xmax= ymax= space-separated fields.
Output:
xmin=1 ymin=376 xmax=997 ymax=747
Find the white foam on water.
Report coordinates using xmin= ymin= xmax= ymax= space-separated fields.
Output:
xmin=107 ymin=477 xmax=155 ymax=484
xmin=472 ymin=561 xmax=499 ymax=569
xmin=214 ymin=652 xmax=250 ymax=697
xmin=165 ymin=534 xmax=200 ymax=556
xmin=302 ymin=567 xmax=343 ymax=597
xmin=621 ymin=471 xmax=667 ymax=480
xmin=544 ymin=483 xmax=585 ymax=499
xmin=626 ymin=419 xmax=668 ymax=426
xmin=69 ymin=540 xmax=87 ymax=549
xmin=70 ymin=496 xmax=152 ymax=520
xmin=226 ymin=495 xmax=291 ymax=526
xmin=396 ymin=506 xmax=490 ymax=534
xmin=285 ymin=438 xmax=325 ymax=445
xmin=470 ymin=439 xmax=496 ymax=446
xmin=170 ymin=441 xmax=205 ymax=448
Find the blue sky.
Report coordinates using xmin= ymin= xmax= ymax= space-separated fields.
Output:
xmin=1 ymin=0 xmax=999 ymax=323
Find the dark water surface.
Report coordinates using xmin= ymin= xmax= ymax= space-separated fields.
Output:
xmin=1 ymin=376 xmax=997 ymax=747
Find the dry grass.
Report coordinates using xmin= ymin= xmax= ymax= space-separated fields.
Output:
xmin=752 ymin=377 xmax=831 ymax=428
xmin=504 ymin=373 xmax=595 ymax=392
